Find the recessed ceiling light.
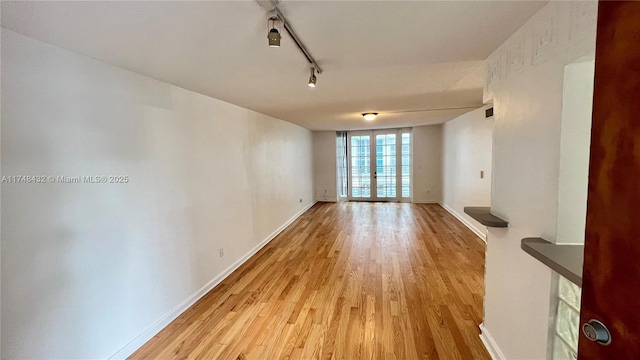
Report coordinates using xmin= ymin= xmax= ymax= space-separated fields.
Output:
xmin=362 ymin=113 xmax=378 ymax=121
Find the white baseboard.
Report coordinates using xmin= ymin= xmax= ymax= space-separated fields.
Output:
xmin=109 ymin=201 xmax=318 ymax=359
xmin=479 ymin=323 xmax=507 ymax=360
xmin=439 ymin=202 xmax=487 ymax=242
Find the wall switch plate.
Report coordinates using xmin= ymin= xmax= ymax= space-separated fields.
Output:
xmin=219 ymin=248 xmax=224 ymax=258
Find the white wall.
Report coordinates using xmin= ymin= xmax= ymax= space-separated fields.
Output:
xmin=556 ymin=60 xmax=594 ymax=245
xmin=481 ymin=2 xmax=597 ymax=359
xmin=441 ymin=108 xmax=493 ymax=239
xmin=0 ymin=29 xmax=314 ymax=359
xmin=312 ymin=131 xmax=337 ymax=201
xmin=412 ymin=125 xmax=442 ymax=203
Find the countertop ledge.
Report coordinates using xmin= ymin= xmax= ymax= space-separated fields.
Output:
xmin=521 ymin=238 xmax=584 ymax=287
xmin=463 ymin=207 xmax=508 ymax=228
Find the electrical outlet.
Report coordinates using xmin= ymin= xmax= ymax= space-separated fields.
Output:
xmin=480 ymin=170 xmax=485 ymax=179
xmin=219 ymin=248 xmax=224 ymax=258
xmin=299 ymin=198 xmax=303 ymax=203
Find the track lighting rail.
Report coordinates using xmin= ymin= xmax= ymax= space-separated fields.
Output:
xmin=257 ymin=0 xmax=322 ymax=74
xmin=272 ymin=8 xmax=322 ymax=74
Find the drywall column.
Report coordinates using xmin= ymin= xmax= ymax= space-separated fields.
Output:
xmin=480 ymin=2 xmax=597 ymax=359
xmin=412 ymin=125 xmax=442 ymax=203
xmin=312 ymin=131 xmax=337 ymax=202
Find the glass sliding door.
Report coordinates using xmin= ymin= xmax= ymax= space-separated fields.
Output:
xmin=349 ymin=133 xmax=372 ymax=200
xmin=374 ymin=131 xmax=398 ymax=200
xmin=348 ymin=129 xmax=410 ymax=202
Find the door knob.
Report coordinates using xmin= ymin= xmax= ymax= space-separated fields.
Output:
xmin=582 ymin=319 xmax=611 ymax=345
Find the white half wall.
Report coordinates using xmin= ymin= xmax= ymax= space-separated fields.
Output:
xmin=482 ymin=2 xmax=597 ymax=359
xmin=0 ymin=29 xmax=314 ymax=359
xmin=312 ymin=131 xmax=337 ymax=202
xmin=441 ymin=108 xmax=493 ymax=239
xmin=412 ymin=125 xmax=442 ymax=203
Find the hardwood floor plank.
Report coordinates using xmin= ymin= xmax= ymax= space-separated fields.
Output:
xmin=129 ymin=203 xmax=489 ymax=360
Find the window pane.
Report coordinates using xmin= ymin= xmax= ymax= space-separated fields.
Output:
xmin=350 ymin=135 xmax=371 ymax=199
xmin=400 ymin=132 xmax=411 ymax=198
xmin=386 ymin=134 xmax=395 ymax=144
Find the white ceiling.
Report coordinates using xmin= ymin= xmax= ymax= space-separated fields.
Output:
xmin=1 ymin=1 xmax=546 ymax=131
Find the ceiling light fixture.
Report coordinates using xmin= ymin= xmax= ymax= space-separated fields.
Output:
xmin=267 ymin=16 xmax=281 ymax=47
xmin=362 ymin=113 xmax=378 ymax=121
xmin=308 ymin=67 xmax=317 ymax=87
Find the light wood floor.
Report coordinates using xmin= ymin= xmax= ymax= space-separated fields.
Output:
xmin=130 ymin=203 xmax=489 ymax=360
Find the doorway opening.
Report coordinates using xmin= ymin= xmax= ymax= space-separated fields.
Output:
xmin=340 ymin=129 xmax=411 ymax=202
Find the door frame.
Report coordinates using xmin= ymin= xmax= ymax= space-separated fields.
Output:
xmin=347 ymin=130 xmax=374 ymax=201
xmin=577 ymin=2 xmax=640 ymax=358
xmin=371 ymin=129 xmax=401 ymax=202
xmin=347 ymin=129 xmax=402 ymax=202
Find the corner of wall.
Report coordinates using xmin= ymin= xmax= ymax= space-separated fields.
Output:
xmin=479 ymin=323 xmax=507 ymax=360
xmin=109 ymin=200 xmax=317 ymax=359
xmin=439 ymin=202 xmax=487 ymax=241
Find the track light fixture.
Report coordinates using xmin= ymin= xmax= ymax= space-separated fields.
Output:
xmin=308 ymin=67 xmax=317 ymax=87
xmin=362 ymin=113 xmax=378 ymax=121
xmin=267 ymin=16 xmax=281 ymax=47
xmin=259 ymin=3 xmax=323 ymax=88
